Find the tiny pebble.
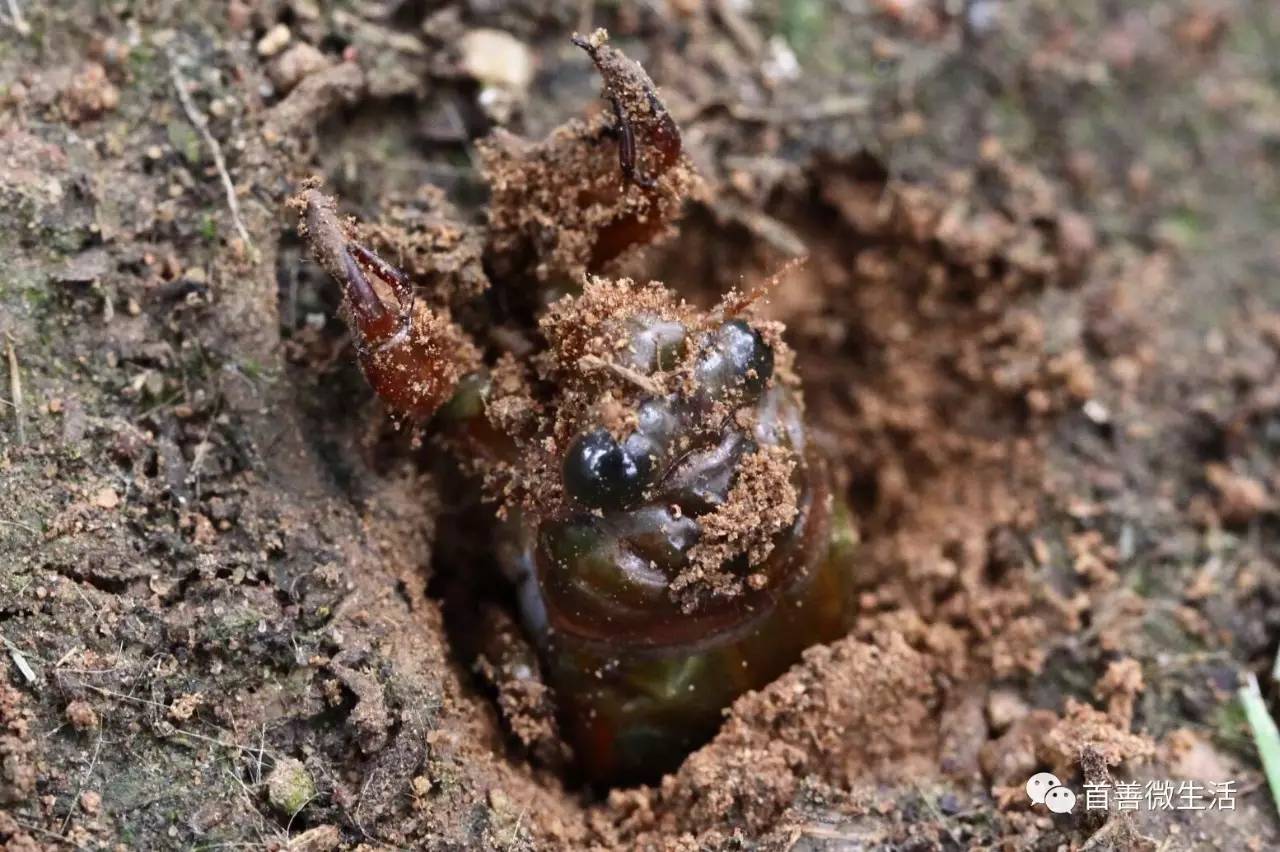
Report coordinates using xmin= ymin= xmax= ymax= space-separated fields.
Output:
xmin=458 ymin=29 xmax=533 ymax=92
xmin=269 ymin=42 xmax=329 ymax=93
xmin=92 ymin=487 xmax=119 ymax=509
xmin=80 ymin=790 xmax=102 ymax=815
xmin=257 ymin=23 xmax=291 ymax=58
xmin=1083 ymin=399 xmax=1110 ymax=424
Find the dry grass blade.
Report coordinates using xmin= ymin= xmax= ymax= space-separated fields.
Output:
xmin=167 ymin=51 xmax=255 ymax=254
xmin=5 ymin=0 xmax=30 ymax=35
xmin=6 ymin=333 xmax=24 ymax=443
xmin=1 ymin=632 xmax=38 ymax=685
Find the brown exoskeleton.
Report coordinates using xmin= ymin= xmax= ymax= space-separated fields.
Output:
xmin=297 ymin=30 xmax=858 ymax=785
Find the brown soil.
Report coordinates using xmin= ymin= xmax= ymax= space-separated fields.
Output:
xmin=3 ymin=2 xmax=1280 ymax=850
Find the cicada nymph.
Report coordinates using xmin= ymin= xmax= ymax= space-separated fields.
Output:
xmin=298 ymin=29 xmax=859 ymax=784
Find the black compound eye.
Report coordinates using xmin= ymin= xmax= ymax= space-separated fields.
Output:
xmin=695 ymin=320 xmax=775 ymax=400
xmin=563 ymin=427 xmax=652 ymax=510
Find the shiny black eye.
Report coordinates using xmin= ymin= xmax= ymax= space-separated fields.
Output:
xmin=563 ymin=427 xmax=652 ymax=510
xmin=695 ymin=320 xmax=774 ymax=400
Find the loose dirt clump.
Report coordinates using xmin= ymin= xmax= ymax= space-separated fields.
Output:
xmin=0 ymin=684 xmax=38 ymax=805
xmin=679 ymin=443 xmax=799 ymax=595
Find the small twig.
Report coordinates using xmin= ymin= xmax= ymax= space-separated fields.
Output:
xmin=912 ymin=782 xmax=963 ymax=849
xmin=349 ymin=765 xmax=380 ymax=837
xmin=15 ymin=821 xmax=91 ymax=851
xmin=710 ymin=257 xmax=807 ymax=325
xmin=6 ymin=333 xmax=25 ymax=443
xmin=707 ymin=197 xmax=808 ymax=258
xmin=1 ymin=632 xmax=38 ymax=685
xmin=222 ymin=768 xmax=274 ymax=848
xmin=66 ymin=579 xmax=96 ymax=612
xmin=4 ymin=0 xmax=30 ymax=36
xmin=284 ymin=793 xmax=320 ymax=836
xmin=189 ymin=395 xmax=223 ymax=501
xmin=167 ymin=53 xmax=255 ymax=253
xmin=0 ymin=518 xmax=39 ymax=536
xmin=506 ymin=805 xmax=528 ymax=850
xmin=1080 ymin=818 xmax=1137 ymax=852
xmin=712 ymin=0 xmax=764 ymax=56
xmin=789 ymin=824 xmax=863 ymax=846
xmin=61 ymin=729 xmax=104 ymax=833
xmin=53 ymin=645 xmax=81 ymax=668
xmin=165 ymin=724 xmax=277 ymax=759
xmin=728 ymin=94 xmax=869 ymax=124
xmin=577 ymin=354 xmax=664 ymax=395
xmin=81 ymin=684 xmax=169 ymax=711
xmin=76 ymin=687 xmax=163 ymax=709
xmin=254 ymin=721 xmax=267 ymax=785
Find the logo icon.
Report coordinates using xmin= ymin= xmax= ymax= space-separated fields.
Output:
xmin=1044 ymin=785 xmax=1076 ymax=814
xmin=1026 ymin=771 xmax=1078 ymax=815
xmin=1025 ymin=771 xmax=1061 ymax=805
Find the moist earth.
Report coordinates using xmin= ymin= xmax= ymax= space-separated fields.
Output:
xmin=3 ymin=2 xmax=1280 ymax=850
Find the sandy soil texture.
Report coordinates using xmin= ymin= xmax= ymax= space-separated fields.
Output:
xmin=3 ymin=2 xmax=1280 ymax=850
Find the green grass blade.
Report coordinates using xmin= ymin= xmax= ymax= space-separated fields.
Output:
xmin=1240 ymin=672 xmax=1280 ymax=817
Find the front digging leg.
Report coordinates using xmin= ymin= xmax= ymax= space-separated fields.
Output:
xmin=298 ymin=189 xmax=482 ymax=422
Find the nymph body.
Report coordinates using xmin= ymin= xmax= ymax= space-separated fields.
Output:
xmin=298 ymin=30 xmax=858 ymax=784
